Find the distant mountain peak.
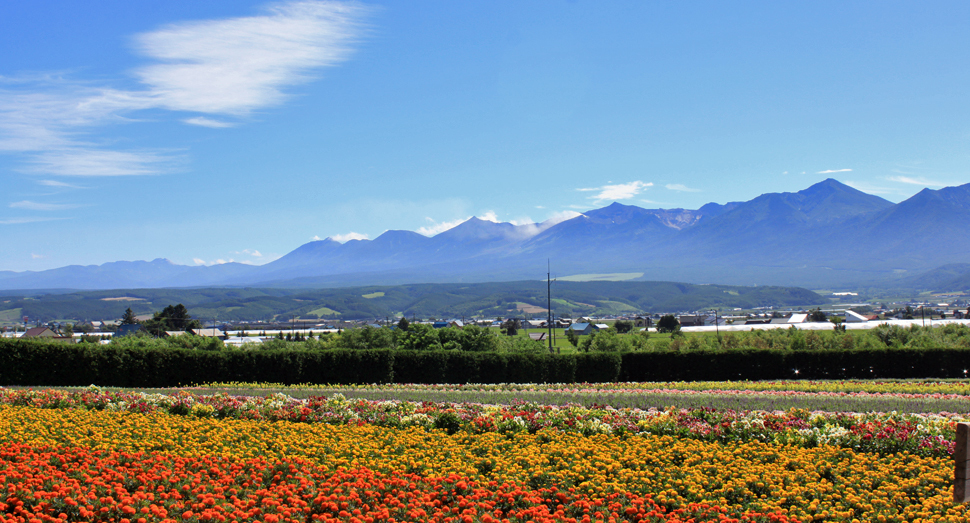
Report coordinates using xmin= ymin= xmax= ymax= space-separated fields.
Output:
xmin=436 ymin=216 xmax=521 ymax=242
xmin=3 ymin=179 xmax=969 ymax=291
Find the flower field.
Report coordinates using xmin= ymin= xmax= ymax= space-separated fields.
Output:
xmin=202 ymin=380 xmax=970 ymax=396
xmin=1 ymin=383 xmax=968 ymax=522
xmin=0 ymin=387 xmax=961 ymax=457
xmin=196 ymin=380 xmax=970 ymax=414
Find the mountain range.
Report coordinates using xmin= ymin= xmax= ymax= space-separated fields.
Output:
xmin=2 ymin=178 xmax=969 ymax=291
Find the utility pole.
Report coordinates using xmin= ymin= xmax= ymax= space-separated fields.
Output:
xmin=547 ymin=260 xmax=553 ymax=353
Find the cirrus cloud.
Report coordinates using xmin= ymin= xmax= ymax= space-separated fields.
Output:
xmin=577 ymin=181 xmax=653 ymax=202
xmin=0 ymin=1 xmax=367 ymax=178
xmin=887 ymin=175 xmax=945 ymax=187
xmin=9 ymin=200 xmax=82 ymax=211
xmin=665 ymin=183 xmax=700 ymax=193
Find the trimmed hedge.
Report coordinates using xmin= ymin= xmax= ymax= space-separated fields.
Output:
xmin=0 ymin=339 xmax=621 ymax=387
xmin=618 ymin=347 xmax=970 ymax=381
xmin=4 ymin=338 xmax=970 ymax=387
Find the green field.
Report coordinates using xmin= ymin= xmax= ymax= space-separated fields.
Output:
xmin=0 ymin=308 xmax=23 ymax=324
xmin=558 ymin=272 xmax=644 ymax=282
xmin=308 ymin=306 xmax=340 ymax=317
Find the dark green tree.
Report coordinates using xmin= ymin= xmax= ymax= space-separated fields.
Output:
xmin=613 ymin=320 xmax=633 ymax=334
xmin=500 ymin=318 xmax=521 ymax=336
xmin=143 ymin=304 xmax=201 ymax=336
xmin=656 ymin=314 xmax=680 ymax=334
xmin=565 ymin=327 xmax=580 ymax=347
xmin=808 ymin=308 xmax=827 ymax=322
xmin=397 ymin=317 xmax=410 ymax=331
xmin=397 ymin=323 xmax=442 ymax=351
xmin=120 ymin=307 xmax=139 ymax=325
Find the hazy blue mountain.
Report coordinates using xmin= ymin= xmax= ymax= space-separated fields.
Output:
xmin=654 ymin=179 xmax=898 ymax=281
xmin=844 ymin=183 xmax=970 ymax=268
xmin=0 ymin=259 xmax=258 ymax=290
xmin=901 ymin=263 xmax=970 ymax=291
xmin=2 ymin=179 xmax=968 ymax=291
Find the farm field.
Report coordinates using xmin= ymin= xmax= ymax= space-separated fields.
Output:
xmin=1 ymin=381 xmax=969 ymax=522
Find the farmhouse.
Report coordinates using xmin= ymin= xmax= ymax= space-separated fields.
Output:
xmin=566 ymin=323 xmax=594 ymax=335
xmin=22 ymin=327 xmax=57 ymax=338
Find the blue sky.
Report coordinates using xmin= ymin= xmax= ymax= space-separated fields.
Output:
xmin=1 ymin=1 xmax=968 ymax=271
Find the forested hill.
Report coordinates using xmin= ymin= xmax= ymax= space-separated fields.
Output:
xmin=0 ymin=280 xmax=823 ymax=323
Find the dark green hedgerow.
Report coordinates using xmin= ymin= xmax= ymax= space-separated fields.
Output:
xmin=3 ymin=337 xmax=970 ymax=386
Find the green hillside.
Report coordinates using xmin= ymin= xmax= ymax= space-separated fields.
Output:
xmin=0 ymin=280 xmax=824 ymax=323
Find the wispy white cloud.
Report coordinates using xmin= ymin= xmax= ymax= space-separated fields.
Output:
xmin=0 ymin=1 xmax=366 ymax=178
xmin=417 ymin=217 xmax=468 ymax=236
xmin=577 ymin=181 xmax=653 ymax=202
xmin=887 ymin=175 xmax=945 ymax=187
xmin=544 ymin=210 xmax=582 ymax=224
xmin=500 ymin=210 xmax=582 ymax=238
xmin=665 ymin=183 xmax=700 ymax=193
xmin=231 ymin=248 xmax=264 ymax=257
xmin=817 ymin=168 xmax=852 ymax=174
xmin=31 ymin=253 xmax=46 ymax=259
xmin=417 ymin=210 xmax=583 ymax=239
xmin=183 ymin=117 xmax=235 ymax=128
xmin=193 ymin=257 xmax=237 ymax=266
xmin=9 ymin=200 xmax=81 ymax=211
xmin=478 ymin=211 xmax=500 ymax=223
xmin=39 ymin=179 xmax=85 ymax=189
xmin=0 ymin=217 xmax=66 ymax=225
xmin=134 ymin=1 xmax=364 ymax=115
xmin=330 ymin=232 xmax=368 ymax=242
xmin=516 ymin=210 xmax=581 ymax=236
xmin=416 ymin=211 xmax=505 ymax=236
xmin=24 ymin=149 xmax=180 ymax=177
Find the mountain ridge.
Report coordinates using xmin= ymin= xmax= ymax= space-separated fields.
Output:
xmin=3 ymin=179 xmax=969 ymax=291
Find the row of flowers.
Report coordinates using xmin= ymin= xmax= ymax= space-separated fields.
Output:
xmin=200 ymin=380 xmax=970 ymax=398
xmin=1 ymin=404 xmax=966 ymax=522
xmin=0 ymin=387 xmax=960 ymax=457
xmin=0 ymin=442 xmax=793 ymax=523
